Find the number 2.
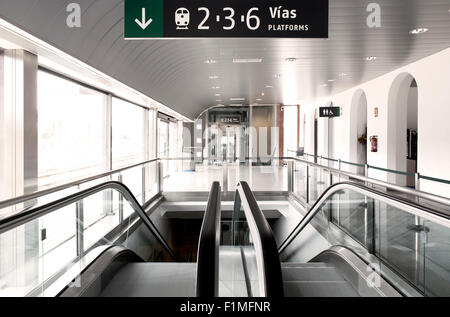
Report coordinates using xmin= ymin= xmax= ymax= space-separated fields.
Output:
xmin=198 ymin=7 xmax=210 ymax=30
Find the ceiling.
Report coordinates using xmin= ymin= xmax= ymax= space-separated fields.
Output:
xmin=0 ymin=0 xmax=449 ymax=119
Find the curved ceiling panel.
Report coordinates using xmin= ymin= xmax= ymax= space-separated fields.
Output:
xmin=0 ymin=0 xmax=450 ymax=119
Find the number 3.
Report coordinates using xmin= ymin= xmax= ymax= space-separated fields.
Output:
xmin=223 ymin=7 xmax=235 ymax=30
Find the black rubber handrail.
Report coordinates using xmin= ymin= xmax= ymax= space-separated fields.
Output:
xmin=196 ymin=182 xmax=221 ymax=297
xmin=0 ymin=181 xmax=176 ymax=260
xmin=279 ymin=181 xmax=450 ymax=254
xmin=237 ymin=181 xmax=284 ymax=297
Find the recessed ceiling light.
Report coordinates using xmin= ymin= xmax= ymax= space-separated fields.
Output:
xmin=261 ymin=92 xmax=265 ymax=96
xmin=215 ymin=94 xmax=221 ymax=97
xmin=365 ymin=56 xmax=377 ymax=61
xmin=232 ymin=58 xmax=263 ymax=63
xmin=230 ymin=98 xmax=246 ymax=101
xmin=204 ymin=59 xmax=217 ymax=64
xmin=212 ymin=86 xmax=221 ymax=89
xmin=328 ymin=79 xmax=335 ymax=82
xmin=274 ymin=74 xmax=282 ymax=78
xmin=285 ymin=57 xmax=297 ymax=62
xmin=265 ymin=85 xmax=273 ymax=88
xmin=209 ymin=75 xmax=219 ymax=79
xmin=410 ymin=27 xmax=428 ymax=35
xmin=338 ymin=72 xmax=348 ymax=78
xmin=256 ymin=98 xmax=263 ymax=101
xmin=321 ymin=84 xmax=329 ymax=87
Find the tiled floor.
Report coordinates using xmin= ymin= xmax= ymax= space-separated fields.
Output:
xmin=162 ymin=165 xmax=288 ymax=192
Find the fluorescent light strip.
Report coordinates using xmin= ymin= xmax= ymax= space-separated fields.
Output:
xmin=410 ymin=27 xmax=428 ymax=34
xmin=232 ymin=58 xmax=263 ymax=63
xmin=230 ymin=98 xmax=246 ymax=101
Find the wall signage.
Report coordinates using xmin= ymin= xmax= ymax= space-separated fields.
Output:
xmin=124 ymin=0 xmax=329 ymax=39
xmin=374 ymin=107 xmax=379 ymax=118
xmin=319 ymin=107 xmax=341 ymax=118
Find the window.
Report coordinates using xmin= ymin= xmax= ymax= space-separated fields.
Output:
xmin=38 ymin=70 xmax=107 ymax=187
xmin=158 ymin=119 xmax=170 ymax=158
xmin=112 ymin=97 xmax=146 ymax=169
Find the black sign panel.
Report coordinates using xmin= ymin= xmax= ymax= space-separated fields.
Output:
xmin=125 ymin=0 xmax=329 ymax=39
xmin=319 ymin=107 xmax=341 ymax=118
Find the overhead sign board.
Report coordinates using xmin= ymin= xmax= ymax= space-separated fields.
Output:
xmin=220 ymin=116 xmax=241 ymax=124
xmin=319 ymin=107 xmax=341 ymax=118
xmin=124 ymin=0 xmax=329 ymax=39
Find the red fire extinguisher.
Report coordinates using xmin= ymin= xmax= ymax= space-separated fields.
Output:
xmin=370 ymin=136 xmax=378 ymax=153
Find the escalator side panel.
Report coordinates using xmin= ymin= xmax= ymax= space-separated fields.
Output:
xmin=310 ymin=246 xmax=402 ymax=297
xmin=58 ymin=246 xmax=144 ymax=297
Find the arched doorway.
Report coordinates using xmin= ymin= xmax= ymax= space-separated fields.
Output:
xmin=387 ymin=73 xmax=418 ymax=186
xmin=349 ymin=89 xmax=368 ymax=174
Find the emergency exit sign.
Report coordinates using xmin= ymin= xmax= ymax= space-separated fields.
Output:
xmin=124 ymin=0 xmax=329 ymax=39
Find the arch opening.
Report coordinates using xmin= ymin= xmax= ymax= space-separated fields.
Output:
xmin=387 ymin=73 xmax=418 ymax=186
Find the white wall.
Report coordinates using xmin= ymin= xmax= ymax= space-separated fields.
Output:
xmin=283 ymin=105 xmax=298 ymax=156
xmin=302 ymin=48 xmax=450 ymax=197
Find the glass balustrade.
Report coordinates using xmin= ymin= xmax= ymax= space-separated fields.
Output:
xmin=0 ymin=183 xmax=172 ymax=297
xmin=281 ymin=185 xmax=450 ymax=297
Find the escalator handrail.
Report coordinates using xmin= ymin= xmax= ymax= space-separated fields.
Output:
xmin=237 ymin=181 xmax=284 ymax=297
xmin=196 ymin=182 xmax=221 ymax=297
xmin=278 ymin=181 xmax=450 ymax=254
xmin=0 ymin=181 xmax=176 ymax=260
xmin=287 ymin=156 xmax=450 ymax=207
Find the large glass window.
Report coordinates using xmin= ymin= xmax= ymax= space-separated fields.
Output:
xmin=37 ymin=70 xmax=107 ymax=187
xmin=112 ymin=97 xmax=146 ymax=169
xmin=158 ymin=119 xmax=170 ymax=158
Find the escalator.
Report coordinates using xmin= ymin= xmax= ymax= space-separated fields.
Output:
xmin=217 ymin=182 xmax=283 ymax=297
xmin=0 ymin=181 xmax=220 ymax=297
xmin=217 ymin=180 xmax=449 ymax=297
xmin=276 ymin=182 xmax=450 ymax=297
xmin=0 ymin=177 xmax=448 ymax=297
xmin=49 ymin=181 xmax=282 ymax=298
xmin=58 ymin=182 xmax=222 ymax=297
